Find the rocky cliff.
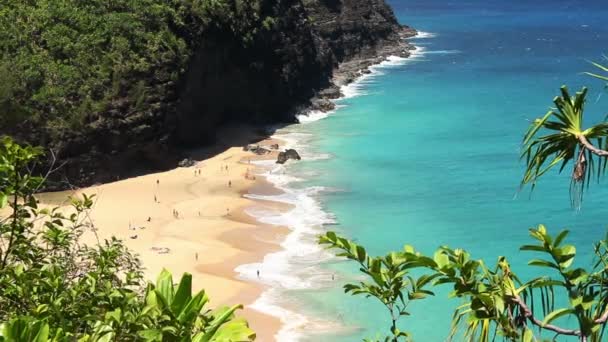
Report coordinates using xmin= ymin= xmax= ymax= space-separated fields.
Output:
xmin=7 ymin=0 xmax=415 ymax=188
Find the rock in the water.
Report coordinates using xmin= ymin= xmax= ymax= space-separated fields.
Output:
xmin=276 ymin=149 xmax=301 ymax=164
xmin=270 ymin=143 xmax=279 ymax=150
xmin=178 ymin=158 xmax=196 ymax=167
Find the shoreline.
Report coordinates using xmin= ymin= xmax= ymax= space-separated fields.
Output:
xmin=37 ymin=126 xmax=290 ymax=342
xmin=232 ymin=33 xmax=425 ymax=340
xmin=37 ymin=33 xmax=422 ymax=341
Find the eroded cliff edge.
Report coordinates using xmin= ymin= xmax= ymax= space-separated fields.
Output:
xmin=3 ymin=0 xmax=415 ymax=188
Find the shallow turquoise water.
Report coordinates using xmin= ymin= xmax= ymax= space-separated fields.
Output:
xmin=280 ymin=1 xmax=608 ymax=340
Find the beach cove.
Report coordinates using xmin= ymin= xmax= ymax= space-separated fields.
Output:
xmin=38 ymin=125 xmax=293 ymax=341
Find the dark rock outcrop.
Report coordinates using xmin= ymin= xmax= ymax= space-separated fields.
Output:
xmin=10 ymin=0 xmax=415 ymax=188
xmin=178 ymin=158 xmax=196 ymax=168
xmin=277 ymin=149 xmax=301 ymax=164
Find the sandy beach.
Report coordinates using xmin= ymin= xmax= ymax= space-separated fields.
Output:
xmin=38 ymin=125 xmax=291 ymax=341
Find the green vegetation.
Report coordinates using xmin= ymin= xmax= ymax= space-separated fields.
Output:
xmin=0 ymin=137 xmax=255 ymax=341
xmin=319 ymin=70 xmax=608 ymax=341
xmin=0 ymin=0 xmax=269 ymax=134
xmin=321 ymin=226 xmax=608 ymax=342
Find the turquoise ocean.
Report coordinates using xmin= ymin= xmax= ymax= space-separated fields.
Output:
xmin=238 ymin=1 xmax=608 ymax=340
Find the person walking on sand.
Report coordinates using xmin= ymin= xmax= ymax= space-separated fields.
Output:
xmin=156 ymin=179 xmax=159 ymax=185
xmin=257 ymin=270 xmax=260 ymax=278
xmin=154 ymin=195 xmax=157 ymax=203
xmin=195 ymin=252 xmax=198 ymax=261
xmin=228 ymin=180 xmax=232 ymax=187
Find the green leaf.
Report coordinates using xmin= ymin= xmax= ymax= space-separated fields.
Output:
xmin=171 ymin=273 xmax=193 ymax=316
xmin=543 ymin=308 xmax=575 ymax=325
xmin=0 ymin=193 xmax=7 ymax=209
xmin=138 ymin=329 xmax=163 ymax=341
xmin=155 ymin=269 xmax=174 ymax=308
xmin=522 ymin=328 xmax=534 ymax=342
xmin=553 ymin=230 xmax=569 ymax=247
xmin=199 ymin=305 xmax=245 ymax=342
xmin=434 ymin=250 xmax=450 ymax=269
xmin=528 ymin=259 xmax=559 ymax=269
xmin=520 ymin=245 xmax=546 ymax=252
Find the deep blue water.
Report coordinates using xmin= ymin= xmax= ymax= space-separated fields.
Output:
xmin=282 ymin=1 xmax=608 ymax=340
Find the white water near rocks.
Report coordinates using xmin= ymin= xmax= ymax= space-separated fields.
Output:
xmin=234 ymin=33 xmax=432 ymax=341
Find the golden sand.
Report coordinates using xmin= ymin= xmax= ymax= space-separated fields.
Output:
xmin=39 ymin=126 xmax=290 ymax=341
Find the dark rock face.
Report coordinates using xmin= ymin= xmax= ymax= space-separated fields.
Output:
xmin=311 ymin=98 xmax=336 ymax=112
xmin=16 ymin=0 xmax=414 ymax=188
xmin=277 ymin=149 xmax=302 ymax=164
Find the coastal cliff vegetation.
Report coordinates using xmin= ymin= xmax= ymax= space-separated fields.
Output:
xmin=0 ymin=0 xmax=409 ymax=188
xmin=0 ymin=0 xmax=268 ymax=133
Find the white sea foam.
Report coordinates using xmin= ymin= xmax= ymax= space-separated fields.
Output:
xmin=297 ymin=110 xmax=332 ymax=123
xmin=424 ymin=49 xmax=461 ymax=54
xmin=412 ymin=31 xmax=437 ymax=39
xmin=236 ymin=37 xmax=433 ymax=341
xmin=238 ymin=183 xmax=336 ymax=290
xmin=250 ymin=289 xmax=347 ymax=341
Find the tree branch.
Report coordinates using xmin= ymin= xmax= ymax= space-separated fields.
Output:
xmin=578 ymin=135 xmax=608 ymax=157
xmin=594 ymin=308 xmax=608 ymax=324
xmin=510 ymin=295 xmax=581 ymax=337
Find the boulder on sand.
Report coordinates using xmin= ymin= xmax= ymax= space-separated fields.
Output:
xmin=178 ymin=158 xmax=196 ymax=167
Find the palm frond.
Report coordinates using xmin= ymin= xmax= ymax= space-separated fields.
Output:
xmin=520 ymin=86 xmax=608 ymax=206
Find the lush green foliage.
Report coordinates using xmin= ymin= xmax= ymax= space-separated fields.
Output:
xmin=0 ymin=0 xmax=269 ymax=133
xmin=319 ymin=232 xmax=437 ymax=342
xmin=321 ymin=226 xmax=608 ymax=342
xmin=520 ymin=86 xmax=608 ymax=207
xmin=0 ymin=136 xmax=255 ymax=341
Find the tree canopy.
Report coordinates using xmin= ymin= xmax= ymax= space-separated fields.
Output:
xmin=0 ymin=0 xmax=268 ymax=134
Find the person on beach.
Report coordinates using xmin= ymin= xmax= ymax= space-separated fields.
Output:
xmin=156 ymin=179 xmax=159 ymax=185
xmin=228 ymin=180 xmax=232 ymax=187
xmin=257 ymin=270 xmax=260 ymax=278
xmin=195 ymin=252 xmax=198 ymax=261
xmin=147 ymin=216 xmax=151 ymax=222
xmin=154 ymin=195 xmax=157 ymax=203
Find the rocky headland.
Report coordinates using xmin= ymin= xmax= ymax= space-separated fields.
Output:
xmin=3 ymin=0 xmax=415 ymax=188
